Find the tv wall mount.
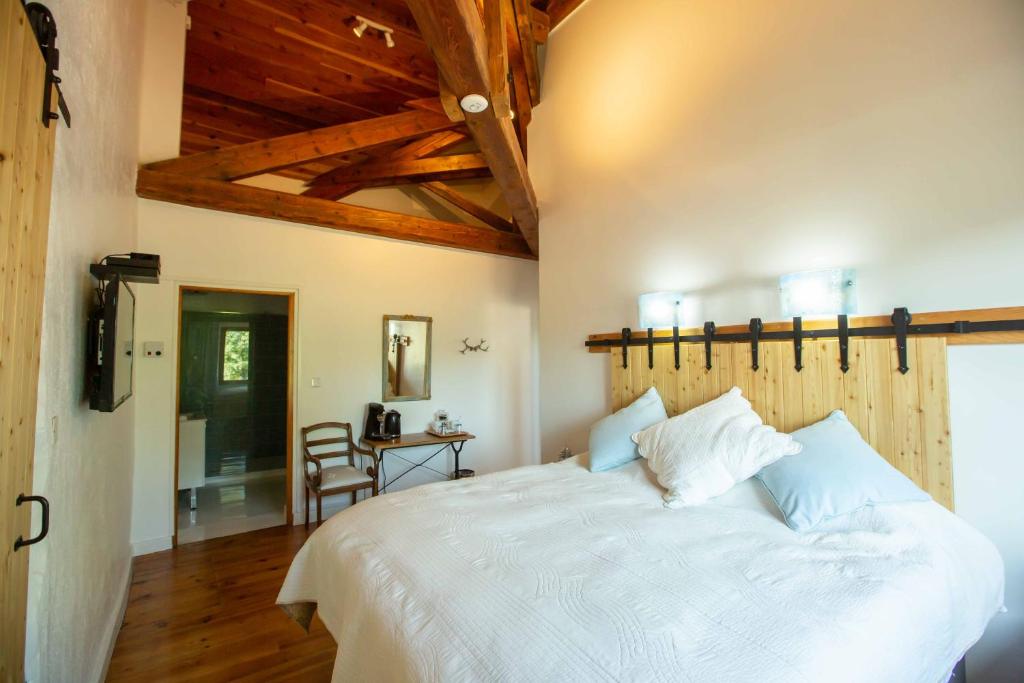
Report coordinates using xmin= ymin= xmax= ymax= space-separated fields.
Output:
xmin=89 ymin=253 xmax=161 ymax=285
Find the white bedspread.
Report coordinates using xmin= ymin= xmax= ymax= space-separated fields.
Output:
xmin=277 ymin=457 xmax=1004 ymax=683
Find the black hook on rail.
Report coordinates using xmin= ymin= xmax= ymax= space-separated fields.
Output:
xmin=672 ymin=325 xmax=680 ymax=370
xmin=793 ymin=316 xmax=804 ymax=371
xmin=749 ymin=318 xmax=763 ymax=371
xmin=647 ymin=327 xmax=655 ymax=369
xmin=621 ymin=327 xmax=631 ymax=369
xmin=703 ymin=322 xmax=716 ymax=370
xmin=838 ymin=314 xmax=850 ymax=373
xmin=892 ymin=308 xmax=911 ymax=374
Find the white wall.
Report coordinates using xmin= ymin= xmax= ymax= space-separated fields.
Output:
xmin=949 ymin=346 xmax=1024 ymax=680
xmin=25 ymin=0 xmax=144 ymax=680
xmin=532 ymin=1 xmax=1024 ymax=680
xmin=130 ymin=203 xmax=539 ymax=551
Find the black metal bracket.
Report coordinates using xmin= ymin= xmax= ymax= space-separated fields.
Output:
xmin=703 ymin=322 xmax=716 ymax=370
xmin=892 ymin=307 xmax=911 ymax=374
xmin=793 ymin=317 xmax=804 ymax=372
xmin=13 ymin=493 xmax=49 ymax=551
xmin=749 ymin=318 xmax=763 ymax=371
xmin=672 ymin=326 xmax=680 ymax=370
xmin=24 ymin=3 xmax=71 ymax=128
xmin=621 ymin=327 xmax=631 ymax=369
xmin=838 ymin=314 xmax=850 ymax=373
xmin=647 ymin=327 xmax=655 ymax=369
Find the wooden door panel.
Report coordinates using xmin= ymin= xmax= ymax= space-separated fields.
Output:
xmin=0 ymin=1 xmax=58 ymax=680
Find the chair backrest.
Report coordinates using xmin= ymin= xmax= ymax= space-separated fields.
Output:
xmin=301 ymin=422 xmax=355 ymax=468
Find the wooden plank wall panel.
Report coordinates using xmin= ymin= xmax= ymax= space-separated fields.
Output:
xmin=608 ymin=338 xmax=953 ymax=510
xmin=0 ymin=2 xmax=58 ymax=678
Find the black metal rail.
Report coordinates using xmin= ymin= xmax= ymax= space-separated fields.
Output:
xmin=586 ymin=308 xmax=1024 ymax=373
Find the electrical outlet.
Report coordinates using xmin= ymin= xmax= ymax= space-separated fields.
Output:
xmin=143 ymin=341 xmax=165 ymax=358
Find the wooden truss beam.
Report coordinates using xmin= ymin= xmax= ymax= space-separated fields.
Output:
xmin=304 ymin=130 xmax=469 ymax=201
xmin=145 ymin=109 xmax=457 ymax=181
xmin=136 ymin=169 xmax=534 ymax=259
xmin=303 ymin=154 xmax=489 ymax=197
xmin=510 ymin=0 xmax=541 ymax=106
xmin=405 ymin=0 xmax=539 ymax=255
xmin=421 ymin=182 xmax=515 ymax=232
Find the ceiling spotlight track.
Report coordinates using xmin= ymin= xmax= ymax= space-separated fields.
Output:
xmin=352 ymin=15 xmax=396 ymax=48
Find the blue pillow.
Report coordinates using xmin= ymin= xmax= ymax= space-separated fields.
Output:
xmin=589 ymin=387 xmax=668 ymax=472
xmin=756 ymin=410 xmax=930 ymax=531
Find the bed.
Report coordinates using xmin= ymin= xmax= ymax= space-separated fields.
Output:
xmin=277 ymin=455 xmax=1004 ymax=682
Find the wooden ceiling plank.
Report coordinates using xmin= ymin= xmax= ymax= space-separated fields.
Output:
xmin=136 ymin=169 xmax=534 ymax=260
xmin=308 ymin=129 xmax=471 ymax=201
xmin=183 ymin=84 xmax=325 ymax=132
xmin=421 ymin=182 xmax=514 ymax=232
xmin=224 ymin=0 xmax=438 ymax=83
xmin=186 ymin=33 xmax=412 ymax=117
xmin=148 ymin=109 xmax=458 ymax=181
xmin=189 ymin=1 xmax=438 ymax=96
xmin=184 ymin=53 xmax=358 ymax=126
xmin=405 ymin=0 xmax=539 ymax=254
xmin=303 ymin=154 xmax=490 ymax=197
xmin=510 ymin=0 xmax=541 ymax=106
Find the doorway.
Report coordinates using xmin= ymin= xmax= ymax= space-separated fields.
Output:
xmin=175 ymin=287 xmax=294 ymax=544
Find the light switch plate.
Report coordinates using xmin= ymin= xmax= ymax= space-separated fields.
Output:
xmin=143 ymin=341 xmax=165 ymax=358
xmin=311 ymin=377 xmax=321 ymax=388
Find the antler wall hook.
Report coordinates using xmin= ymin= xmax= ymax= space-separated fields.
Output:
xmin=460 ymin=338 xmax=490 ymax=354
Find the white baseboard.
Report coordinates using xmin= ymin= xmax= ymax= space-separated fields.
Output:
xmin=93 ymin=560 xmax=132 ymax=683
xmin=131 ymin=535 xmax=173 ymax=556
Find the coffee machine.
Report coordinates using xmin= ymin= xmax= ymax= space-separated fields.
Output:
xmin=363 ymin=403 xmax=401 ymax=440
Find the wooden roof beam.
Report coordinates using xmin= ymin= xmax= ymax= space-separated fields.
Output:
xmin=136 ymin=169 xmax=533 ymax=259
xmin=305 ymin=130 xmax=470 ymax=201
xmin=304 ymin=154 xmax=490 ymax=197
xmin=421 ymin=182 xmax=515 ymax=232
xmin=145 ymin=109 xmax=458 ymax=181
xmin=405 ymin=0 xmax=539 ymax=255
xmin=510 ymin=0 xmax=541 ymax=106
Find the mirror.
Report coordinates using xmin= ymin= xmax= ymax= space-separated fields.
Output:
xmin=383 ymin=315 xmax=432 ymax=402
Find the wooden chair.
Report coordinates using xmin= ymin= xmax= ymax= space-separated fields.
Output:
xmin=302 ymin=422 xmax=379 ymax=527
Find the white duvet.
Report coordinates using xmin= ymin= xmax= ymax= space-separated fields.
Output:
xmin=277 ymin=456 xmax=1004 ymax=683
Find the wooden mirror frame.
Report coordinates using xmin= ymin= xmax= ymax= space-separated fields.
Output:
xmin=382 ymin=315 xmax=432 ymax=402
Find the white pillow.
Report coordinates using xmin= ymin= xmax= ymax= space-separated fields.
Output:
xmin=632 ymin=387 xmax=801 ymax=507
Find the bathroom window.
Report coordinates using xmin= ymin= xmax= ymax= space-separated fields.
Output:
xmin=220 ymin=326 xmax=250 ymax=383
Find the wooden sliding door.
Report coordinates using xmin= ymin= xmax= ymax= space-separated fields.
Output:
xmin=0 ymin=1 xmax=58 ymax=680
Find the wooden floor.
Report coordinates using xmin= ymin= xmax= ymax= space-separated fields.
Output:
xmin=107 ymin=525 xmax=336 ymax=682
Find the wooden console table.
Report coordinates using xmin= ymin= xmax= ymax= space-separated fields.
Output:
xmin=361 ymin=432 xmax=475 ymax=493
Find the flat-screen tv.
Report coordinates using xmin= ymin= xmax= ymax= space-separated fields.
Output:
xmin=87 ymin=274 xmax=135 ymax=412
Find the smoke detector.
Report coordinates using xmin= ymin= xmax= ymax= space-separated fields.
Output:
xmin=459 ymin=94 xmax=489 ymax=113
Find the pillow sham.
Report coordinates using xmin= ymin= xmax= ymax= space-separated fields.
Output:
xmin=632 ymin=387 xmax=801 ymax=507
xmin=588 ymin=387 xmax=669 ymax=472
xmin=756 ymin=410 xmax=930 ymax=532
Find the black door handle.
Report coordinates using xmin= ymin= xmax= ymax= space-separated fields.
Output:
xmin=13 ymin=494 xmax=49 ymax=551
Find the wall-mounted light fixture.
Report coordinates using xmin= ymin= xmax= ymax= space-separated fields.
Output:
xmin=779 ymin=268 xmax=857 ymax=318
xmin=351 ymin=15 xmax=396 ymax=48
xmin=638 ymin=291 xmax=684 ymax=329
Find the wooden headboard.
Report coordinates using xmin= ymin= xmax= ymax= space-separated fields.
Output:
xmin=607 ymin=337 xmax=953 ymax=510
